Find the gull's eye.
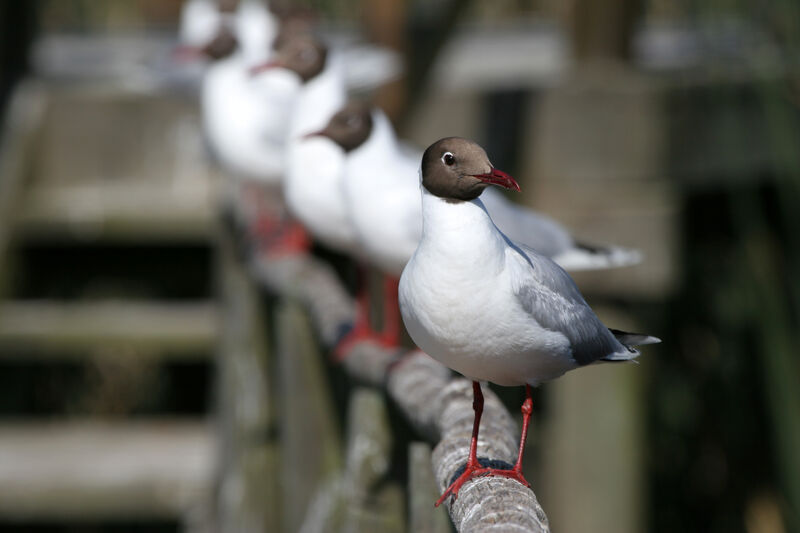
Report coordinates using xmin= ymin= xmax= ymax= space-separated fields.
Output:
xmin=442 ymin=152 xmax=455 ymax=166
xmin=345 ymin=115 xmax=361 ymax=129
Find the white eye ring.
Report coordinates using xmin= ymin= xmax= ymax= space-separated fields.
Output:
xmin=442 ymin=152 xmax=455 ymax=166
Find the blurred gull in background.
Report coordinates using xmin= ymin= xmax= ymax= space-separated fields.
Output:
xmin=304 ymin=100 xmax=642 ymax=357
xmin=266 ymin=35 xmax=356 ymax=255
xmin=320 ymin=101 xmax=643 ymax=275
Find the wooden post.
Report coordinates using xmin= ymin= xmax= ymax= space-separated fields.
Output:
xmin=249 ymin=252 xmax=551 ymax=531
xmin=524 ymin=3 xmax=665 ymax=527
xmin=540 ymin=347 xmax=645 ymax=533
xmin=362 ymin=0 xmax=407 ymax=123
xmin=216 ymin=226 xmax=281 ymax=532
xmin=341 ymin=388 xmax=403 ymax=532
xmin=408 ymin=442 xmax=450 ymax=533
xmin=0 ymin=81 xmax=46 ymax=298
xmin=275 ymin=299 xmax=343 ymax=533
xmin=300 ymin=388 xmax=404 ymax=532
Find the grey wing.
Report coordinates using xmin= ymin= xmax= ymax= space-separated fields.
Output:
xmin=483 ymin=188 xmax=573 ymax=258
xmin=507 ymin=241 xmax=634 ymax=365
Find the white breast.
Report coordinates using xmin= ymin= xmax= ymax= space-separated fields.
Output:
xmin=234 ymin=1 xmax=277 ymax=65
xmin=399 ymin=193 xmax=577 ymax=386
xmin=179 ymin=0 xmax=219 ymax=48
xmin=201 ymin=56 xmax=297 ymax=183
xmin=342 ymin=114 xmax=422 ymax=275
xmin=284 ymin=137 xmax=357 ymax=252
xmin=288 ymin=56 xmax=347 ymax=139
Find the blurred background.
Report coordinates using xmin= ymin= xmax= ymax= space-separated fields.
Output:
xmin=1 ymin=0 xmax=799 ymax=532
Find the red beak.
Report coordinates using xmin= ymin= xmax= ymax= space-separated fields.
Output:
xmin=302 ymin=129 xmax=327 ymax=140
xmin=171 ymin=45 xmax=205 ymax=63
xmin=473 ymin=167 xmax=521 ymax=192
xmin=248 ymin=59 xmax=284 ymax=77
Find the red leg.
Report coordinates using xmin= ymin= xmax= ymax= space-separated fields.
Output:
xmin=435 ymin=383 xmax=532 ymax=507
xmin=354 ymin=266 xmax=372 ymax=333
xmin=241 ymin=182 xmax=266 ymax=226
xmin=246 ymin=183 xmax=281 ymax=250
xmin=513 ymin=385 xmax=534 ymax=476
xmin=333 ymin=269 xmax=401 ymax=360
xmin=467 ymin=381 xmax=485 ymax=468
xmin=435 ymin=381 xmax=485 ymax=507
xmin=380 ymin=275 xmax=401 ymax=346
xmin=333 ymin=265 xmax=372 ymax=360
xmin=264 ymin=219 xmax=311 ymax=256
xmin=252 ymin=211 xmax=279 ymax=241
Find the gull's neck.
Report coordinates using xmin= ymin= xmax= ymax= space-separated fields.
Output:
xmin=290 ymin=55 xmax=346 ymax=138
xmin=235 ymin=3 xmax=278 ymax=64
xmin=419 ymin=187 xmax=507 ymax=263
xmin=347 ymin=110 xmax=399 ymax=179
xmin=362 ymin=110 xmax=399 ymax=155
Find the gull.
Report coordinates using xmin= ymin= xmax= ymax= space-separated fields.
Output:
xmin=309 ymin=102 xmax=643 ymax=355
xmin=255 ymin=36 xmax=407 ymax=355
xmin=320 ymin=102 xmax=642 ymax=275
xmin=179 ymin=6 xmax=311 ymax=254
xmin=398 ymin=137 xmax=660 ymax=505
xmin=178 ymin=0 xmax=276 ymax=65
xmin=254 ymin=34 xmax=356 ymax=254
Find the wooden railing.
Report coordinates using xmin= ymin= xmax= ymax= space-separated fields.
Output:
xmin=216 ymin=221 xmax=551 ymax=532
xmin=0 ymin=79 xmax=550 ymax=532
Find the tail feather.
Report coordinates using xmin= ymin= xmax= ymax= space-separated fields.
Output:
xmin=600 ymin=328 xmax=661 ymax=363
xmin=552 ymin=242 xmax=643 ymax=272
xmin=609 ymin=328 xmax=661 ymax=346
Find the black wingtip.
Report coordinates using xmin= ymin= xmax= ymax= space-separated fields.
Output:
xmin=609 ymin=328 xmax=661 ymax=347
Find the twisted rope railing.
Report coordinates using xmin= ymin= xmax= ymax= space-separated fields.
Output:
xmin=248 ymin=248 xmax=550 ymax=532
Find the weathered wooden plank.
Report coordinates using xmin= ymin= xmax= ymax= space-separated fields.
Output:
xmin=215 ymin=227 xmax=280 ymax=532
xmin=0 ymin=420 xmax=213 ymax=520
xmin=300 ymin=388 xmax=404 ymax=532
xmin=275 ymin=300 xmax=343 ymax=533
xmin=342 ymin=388 xmax=392 ymax=501
xmin=340 ymin=388 xmax=403 ymax=532
xmin=252 ymin=244 xmax=551 ymax=531
xmin=409 ymin=442 xmax=451 ymax=533
xmin=3 ymin=84 xmax=217 ymax=243
xmin=16 ymin=183 xmax=215 ymax=242
xmin=31 ymin=88 xmax=207 ymax=188
xmin=528 ymin=62 xmax=656 ymax=533
xmin=0 ymin=300 xmax=217 ymax=357
xmin=0 ymin=80 xmax=47 ymax=298
xmin=540 ymin=357 xmax=645 ymax=533
xmin=524 ymin=67 xmax=678 ymax=299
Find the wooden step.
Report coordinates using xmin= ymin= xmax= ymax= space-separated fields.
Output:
xmin=0 ymin=419 xmax=214 ymax=520
xmin=0 ymin=300 xmax=217 ymax=358
xmin=16 ymin=182 xmax=216 ymax=242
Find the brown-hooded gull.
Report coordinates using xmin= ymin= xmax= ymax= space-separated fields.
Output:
xmin=309 ymin=102 xmax=644 ymax=360
xmin=398 ymin=137 xmax=660 ymax=505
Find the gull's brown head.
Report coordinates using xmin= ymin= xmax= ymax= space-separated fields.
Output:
xmin=254 ymin=35 xmax=326 ymax=82
xmin=217 ymin=0 xmax=239 ymax=13
xmin=173 ymin=22 xmax=238 ymax=63
xmin=421 ymin=137 xmax=520 ymax=202
xmin=305 ymin=101 xmax=373 ymax=152
xmin=201 ymin=24 xmax=238 ymax=60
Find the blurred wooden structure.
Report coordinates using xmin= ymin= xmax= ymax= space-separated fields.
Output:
xmin=9 ymin=8 xmax=792 ymax=531
xmin=0 ymin=76 xmax=551 ymax=531
xmin=0 ymin=80 xmax=218 ymax=530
